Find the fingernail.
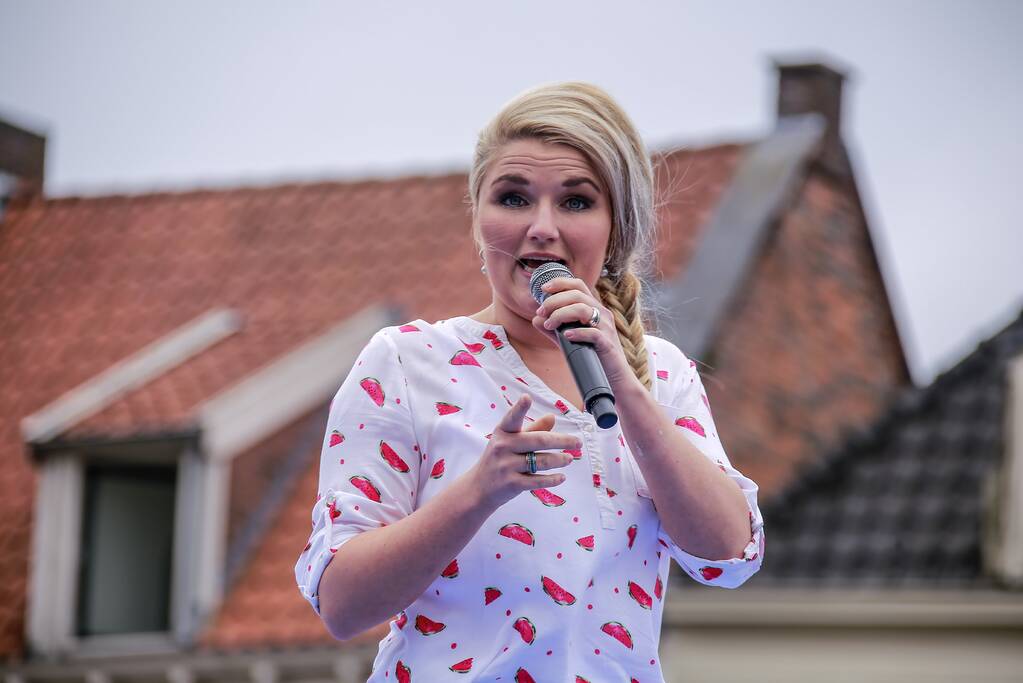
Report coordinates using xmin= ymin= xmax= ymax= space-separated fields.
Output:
xmin=536 ymin=306 xmax=544 ymax=316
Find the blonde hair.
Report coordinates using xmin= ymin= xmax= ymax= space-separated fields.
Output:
xmin=467 ymin=81 xmax=656 ymax=389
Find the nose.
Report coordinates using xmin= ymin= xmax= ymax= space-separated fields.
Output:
xmin=525 ymin=199 xmax=559 ymax=243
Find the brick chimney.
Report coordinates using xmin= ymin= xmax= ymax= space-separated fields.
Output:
xmin=0 ymin=117 xmax=46 ymax=218
xmin=773 ymin=59 xmax=853 ymax=180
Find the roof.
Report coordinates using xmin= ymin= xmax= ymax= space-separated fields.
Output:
xmin=0 ymin=143 xmax=743 ymax=655
xmin=742 ymin=307 xmax=1023 ymax=589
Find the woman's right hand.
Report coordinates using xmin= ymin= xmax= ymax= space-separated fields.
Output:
xmin=467 ymin=394 xmax=580 ymax=510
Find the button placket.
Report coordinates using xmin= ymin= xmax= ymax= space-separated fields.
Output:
xmin=580 ymin=419 xmax=617 ymax=530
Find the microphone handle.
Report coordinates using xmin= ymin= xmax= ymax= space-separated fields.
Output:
xmin=555 ymin=322 xmax=618 ymax=429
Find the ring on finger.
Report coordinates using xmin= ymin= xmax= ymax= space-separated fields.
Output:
xmin=524 ymin=451 xmax=537 ymax=474
xmin=587 ymin=306 xmax=600 ymax=327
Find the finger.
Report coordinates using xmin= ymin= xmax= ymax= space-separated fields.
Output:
xmin=560 ymin=326 xmax=608 ymax=351
xmin=544 ymin=302 xmax=601 ymax=331
xmin=530 ymin=451 xmax=575 ymax=471
xmin=540 ymin=276 xmax=591 ymax=298
xmin=521 ymin=413 xmax=556 ymax=433
xmin=527 ymin=472 xmax=568 ymax=488
xmin=507 ymin=431 xmax=582 ymax=453
xmin=497 ymin=393 xmax=532 ymax=433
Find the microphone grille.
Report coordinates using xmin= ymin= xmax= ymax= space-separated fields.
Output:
xmin=529 ymin=261 xmax=574 ymax=304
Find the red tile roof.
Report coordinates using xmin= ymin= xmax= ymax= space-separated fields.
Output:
xmin=0 ymin=144 xmax=742 ymax=656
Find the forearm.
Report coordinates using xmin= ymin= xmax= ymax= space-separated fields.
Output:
xmin=616 ymin=378 xmax=751 ymax=560
xmin=318 ymin=472 xmax=494 ymax=640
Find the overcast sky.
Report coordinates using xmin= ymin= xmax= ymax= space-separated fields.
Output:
xmin=1 ymin=0 xmax=1020 ymax=386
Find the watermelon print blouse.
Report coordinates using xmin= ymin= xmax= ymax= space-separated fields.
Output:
xmin=295 ymin=316 xmax=765 ymax=682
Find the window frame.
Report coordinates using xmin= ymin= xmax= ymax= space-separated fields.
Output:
xmin=26 ymin=432 xmax=229 ymax=657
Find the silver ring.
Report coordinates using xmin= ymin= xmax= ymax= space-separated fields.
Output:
xmin=525 ymin=451 xmax=537 ymax=474
xmin=587 ymin=306 xmax=600 ymax=327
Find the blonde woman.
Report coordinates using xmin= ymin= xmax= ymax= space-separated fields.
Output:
xmin=296 ymin=82 xmax=765 ymax=682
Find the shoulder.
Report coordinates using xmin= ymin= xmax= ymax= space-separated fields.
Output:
xmin=642 ymin=333 xmax=697 ymax=401
xmin=642 ymin=333 xmax=694 ymax=374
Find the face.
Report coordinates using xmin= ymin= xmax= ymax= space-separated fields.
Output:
xmin=474 ymin=137 xmax=613 ymax=324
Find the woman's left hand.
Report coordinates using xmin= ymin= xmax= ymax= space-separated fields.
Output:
xmin=532 ymin=277 xmax=637 ymax=391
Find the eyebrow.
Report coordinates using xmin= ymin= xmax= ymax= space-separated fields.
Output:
xmin=494 ymin=173 xmax=601 ymax=193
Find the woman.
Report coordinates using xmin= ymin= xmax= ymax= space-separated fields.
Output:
xmin=295 ymin=82 xmax=765 ymax=682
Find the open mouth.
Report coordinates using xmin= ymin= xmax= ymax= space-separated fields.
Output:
xmin=518 ymin=257 xmax=567 ymax=274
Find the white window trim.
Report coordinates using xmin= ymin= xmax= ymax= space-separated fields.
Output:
xmin=26 ymin=442 xmax=223 ymax=658
xmin=983 ymin=350 xmax=1023 ymax=587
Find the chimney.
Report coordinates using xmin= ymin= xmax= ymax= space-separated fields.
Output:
xmin=773 ymin=59 xmax=852 ymax=180
xmin=0 ymin=117 xmax=47 ymax=219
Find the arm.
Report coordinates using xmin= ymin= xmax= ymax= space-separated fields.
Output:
xmin=319 ymin=395 xmax=575 ymax=639
xmin=318 ymin=471 xmax=492 ymax=640
xmin=616 ymin=376 xmax=753 ymax=560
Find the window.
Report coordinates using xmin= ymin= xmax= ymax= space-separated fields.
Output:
xmin=76 ymin=462 xmax=177 ymax=636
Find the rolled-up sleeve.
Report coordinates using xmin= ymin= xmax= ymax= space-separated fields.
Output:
xmin=294 ymin=328 xmax=419 ymax=615
xmin=650 ymin=343 xmax=765 ymax=588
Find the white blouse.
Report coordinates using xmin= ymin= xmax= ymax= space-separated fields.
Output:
xmin=295 ymin=316 xmax=765 ymax=682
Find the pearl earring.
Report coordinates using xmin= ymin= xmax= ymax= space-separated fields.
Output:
xmin=600 ymin=264 xmax=610 ymax=277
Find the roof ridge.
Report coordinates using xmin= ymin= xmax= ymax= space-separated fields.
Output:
xmin=25 ymin=141 xmax=750 ymax=206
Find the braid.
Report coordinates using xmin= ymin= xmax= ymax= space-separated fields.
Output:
xmin=596 ymin=271 xmax=651 ymax=391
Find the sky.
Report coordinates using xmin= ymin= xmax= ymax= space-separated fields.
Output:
xmin=1 ymin=0 xmax=1020 ymax=387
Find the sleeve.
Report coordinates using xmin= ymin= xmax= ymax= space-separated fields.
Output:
xmin=651 ymin=343 xmax=765 ymax=589
xmin=294 ymin=328 xmax=420 ymax=615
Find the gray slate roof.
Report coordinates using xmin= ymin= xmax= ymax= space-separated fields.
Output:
xmin=680 ymin=306 xmax=1023 ymax=591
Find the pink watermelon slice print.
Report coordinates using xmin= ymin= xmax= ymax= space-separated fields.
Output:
xmin=329 ymin=430 xmax=344 ymax=447
xmin=462 ymin=340 xmax=486 ymax=354
xmin=414 ymin=614 xmax=446 ymax=635
xmin=575 ymin=677 xmax=591 ymax=683
xmin=513 ymin=616 xmax=536 ymax=644
xmin=699 ymin=566 xmax=723 ymax=581
xmin=530 ymin=488 xmax=566 ymax=507
xmin=395 ymin=660 xmax=411 ymax=683
xmin=627 ymin=524 xmax=638 ymax=549
xmin=430 ymin=459 xmax=446 ymax=479
xmin=483 ymin=329 xmax=504 ymax=349
xmin=656 ymin=369 xmax=668 ymax=381
xmin=563 ymin=448 xmax=582 ymax=460
xmin=379 ymin=441 xmax=410 ymax=473
xmin=675 ymin=416 xmax=706 ymax=437
xmin=514 ymin=668 xmax=535 ymax=683
xmin=449 ymin=350 xmax=481 ymax=367
xmin=627 ymin=580 xmax=653 ymax=610
xmin=435 ymin=402 xmax=461 ymax=415
xmin=541 ymin=575 xmax=576 ymax=605
xmin=654 ymin=574 xmax=664 ymax=600
xmin=327 ymin=500 xmax=341 ymax=521
xmin=359 ymin=377 xmax=385 ymax=407
xmin=484 ymin=586 xmax=502 ymax=605
xmin=441 ymin=559 xmax=459 ymax=579
xmin=498 ymin=523 xmax=535 ymax=546
xmin=576 ymin=535 xmax=594 ymax=551
xmin=398 ymin=324 xmax=420 ymax=333
xmin=555 ymin=399 xmax=569 ymax=414
xmin=395 ymin=611 xmax=407 ymax=629
xmin=349 ymin=475 xmax=381 ymax=502
xmin=449 ymin=658 xmax=473 ymax=674
xmin=600 ymin=620 xmax=634 ymax=649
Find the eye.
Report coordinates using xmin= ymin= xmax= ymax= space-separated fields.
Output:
xmin=564 ymin=196 xmax=592 ymax=211
xmin=498 ymin=192 xmax=527 ymax=208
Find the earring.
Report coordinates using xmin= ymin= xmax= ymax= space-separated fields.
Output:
xmin=479 ymin=249 xmax=487 ymax=275
xmin=600 ymin=264 xmax=610 ymax=277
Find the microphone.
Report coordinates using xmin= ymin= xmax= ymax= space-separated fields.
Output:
xmin=529 ymin=262 xmax=618 ymax=429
